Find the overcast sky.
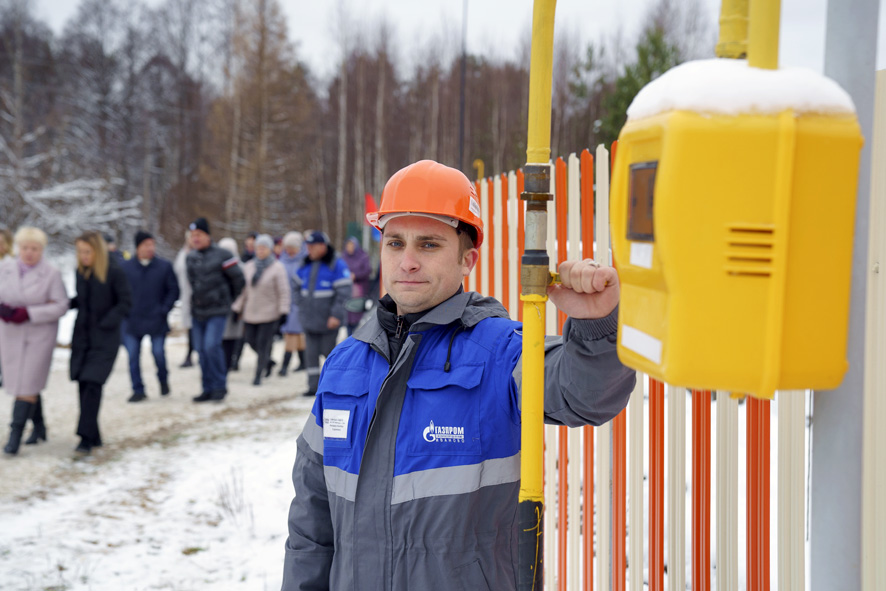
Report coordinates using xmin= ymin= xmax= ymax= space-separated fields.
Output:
xmin=32 ymin=0 xmax=886 ymax=81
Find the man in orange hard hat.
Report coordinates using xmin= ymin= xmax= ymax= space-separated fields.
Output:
xmin=282 ymin=160 xmax=634 ymax=590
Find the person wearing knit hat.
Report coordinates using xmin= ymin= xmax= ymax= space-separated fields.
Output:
xmin=276 ymin=231 xmax=307 ymax=376
xmin=231 ymin=233 xmax=290 ymax=386
xmin=255 ymin=233 xmax=274 ymax=251
xmin=120 ymin=230 xmax=180 ymax=402
xmin=134 ymin=230 xmax=153 ymax=250
xmin=189 ymin=217 xmax=210 ymax=235
xmin=186 ymin=218 xmax=245 ymax=402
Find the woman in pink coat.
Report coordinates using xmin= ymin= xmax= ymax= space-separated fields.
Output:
xmin=0 ymin=227 xmax=69 ymax=455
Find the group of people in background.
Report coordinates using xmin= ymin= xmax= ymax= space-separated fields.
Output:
xmin=0 ymin=228 xmax=131 ymax=456
xmin=0 ymin=218 xmax=375 ymax=457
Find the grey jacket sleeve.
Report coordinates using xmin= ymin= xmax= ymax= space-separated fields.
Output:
xmin=282 ymin=415 xmax=334 ymax=591
xmin=515 ymin=306 xmax=636 ymax=427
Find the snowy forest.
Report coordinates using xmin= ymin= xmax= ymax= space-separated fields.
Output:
xmin=0 ymin=0 xmax=715 ymax=255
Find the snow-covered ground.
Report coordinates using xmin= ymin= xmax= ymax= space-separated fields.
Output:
xmin=0 ymin=325 xmax=802 ymax=590
xmin=0 ymin=336 xmax=314 ymax=591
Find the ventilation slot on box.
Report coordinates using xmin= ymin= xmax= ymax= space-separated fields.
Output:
xmin=725 ymin=226 xmax=774 ymax=277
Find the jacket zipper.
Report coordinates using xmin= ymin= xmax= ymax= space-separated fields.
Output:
xmin=363 ymin=328 xmax=413 ymax=590
xmin=366 ymin=325 xmax=409 ymax=437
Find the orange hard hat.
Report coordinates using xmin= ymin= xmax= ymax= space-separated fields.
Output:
xmin=366 ymin=160 xmax=484 ymax=247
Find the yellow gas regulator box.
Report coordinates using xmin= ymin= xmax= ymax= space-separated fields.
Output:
xmin=610 ymin=59 xmax=863 ymax=399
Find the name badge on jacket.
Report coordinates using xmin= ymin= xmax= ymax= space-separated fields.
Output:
xmin=323 ymin=408 xmax=351 ymax=440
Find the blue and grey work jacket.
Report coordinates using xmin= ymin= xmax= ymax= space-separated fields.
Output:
xmin=282 ymin=291 xmax=636 ymax=591
xmin=293 ymin=246 xmax=351 ymax=333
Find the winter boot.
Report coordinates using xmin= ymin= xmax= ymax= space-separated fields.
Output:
xmin=295 ymin=350 xmax=307 ymax=372
xmin=278 ymin=352 xmax=292 ymax=377
xmin=264 ymin=359 xmax=276 ymax=378
xmin=24 ymin=395 xmax=46 ymax=445
xmin=4 ymin=399 xmax=35 ymax=455
xmin=193 ymin=392 xmax=213 ymax=403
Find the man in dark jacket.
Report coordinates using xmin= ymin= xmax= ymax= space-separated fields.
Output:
xmin=292 ymin=231 xmax=351 ymax=397
xmin=281 ymin=161 xmax=636 ymax=590
xmin=121 ymin=231 xmax=180 ymax=402
xmin=186 ymin=217 xmax=245 ymax=402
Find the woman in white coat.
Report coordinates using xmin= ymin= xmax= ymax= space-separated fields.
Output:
xmin=0 ymin=227 xmax=69 ymax=455
xmin=173 ymin=230 xmax=195 ymax=368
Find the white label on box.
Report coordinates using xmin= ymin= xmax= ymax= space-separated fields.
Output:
xmin=630 ymin=242 xmax=654 ymax=269
xmin=323 ymin=409 xmax=351 ymax=439
xmin=621 ymin=324 xmax=662 ymax=364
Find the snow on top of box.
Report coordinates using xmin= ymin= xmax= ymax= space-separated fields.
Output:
xmin=627 ymin=59 xmax=856 ymax=121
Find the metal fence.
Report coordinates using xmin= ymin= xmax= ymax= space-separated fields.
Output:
xmin=467 ymin=147 xmax=812 ymax=590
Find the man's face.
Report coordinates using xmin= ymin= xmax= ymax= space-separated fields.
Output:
xmin=307 ymin=242 xmax=327 ymax=261
xmin=190 ymin=229 xmax=210 ymax=250
xmin=136 ymin=238 xmax=156 ymax=261
xmin=381 ymin=216 xmax=478 ymax=315
xmin=245 ymin=236 xmax=255 ymax=251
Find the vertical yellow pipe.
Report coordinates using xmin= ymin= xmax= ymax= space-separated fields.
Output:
xmin=520 ymin=295 xmax=548 ymax=505
xmin=716 ymin=0 xmax=749 ymax=59
xmin=525 ymin=0 xmax=557 ymax=165
xmin=520 ymin=1 xmax=556 ymax=589
xmin=748 ymin=0 xmax=781 ymax=70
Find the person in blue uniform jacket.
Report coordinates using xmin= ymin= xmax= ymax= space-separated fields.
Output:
xmin=281 ymin=160 xmax=636 ymax=590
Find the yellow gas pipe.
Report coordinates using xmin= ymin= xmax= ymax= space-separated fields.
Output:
xmin=748 ymin=0 xmax=781 ymax=70
xmin=518 ymin=1 xmax=556 ymax=589
xmin=717 ymin=0 xmax=781 ymax=69
xmin=716 ymin=0 xmax=749 ymax=59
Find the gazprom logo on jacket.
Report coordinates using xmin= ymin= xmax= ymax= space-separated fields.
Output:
xmin=422 ymin=420 xmax=465 ymax=443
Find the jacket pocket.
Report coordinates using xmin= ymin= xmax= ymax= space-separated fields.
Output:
xmin=451 ymin=559 xmax=491 ymax=591
xmin=404 ymin=363 xmax=484 ymax=457
xmin=317 ymin=366 xmax=369 ymax=456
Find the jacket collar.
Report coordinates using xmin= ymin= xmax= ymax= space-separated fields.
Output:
xmin=352 ymin=287 xmax=510 ymax=347
xmin=10 ymin=257 xmax=48 ymax=287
